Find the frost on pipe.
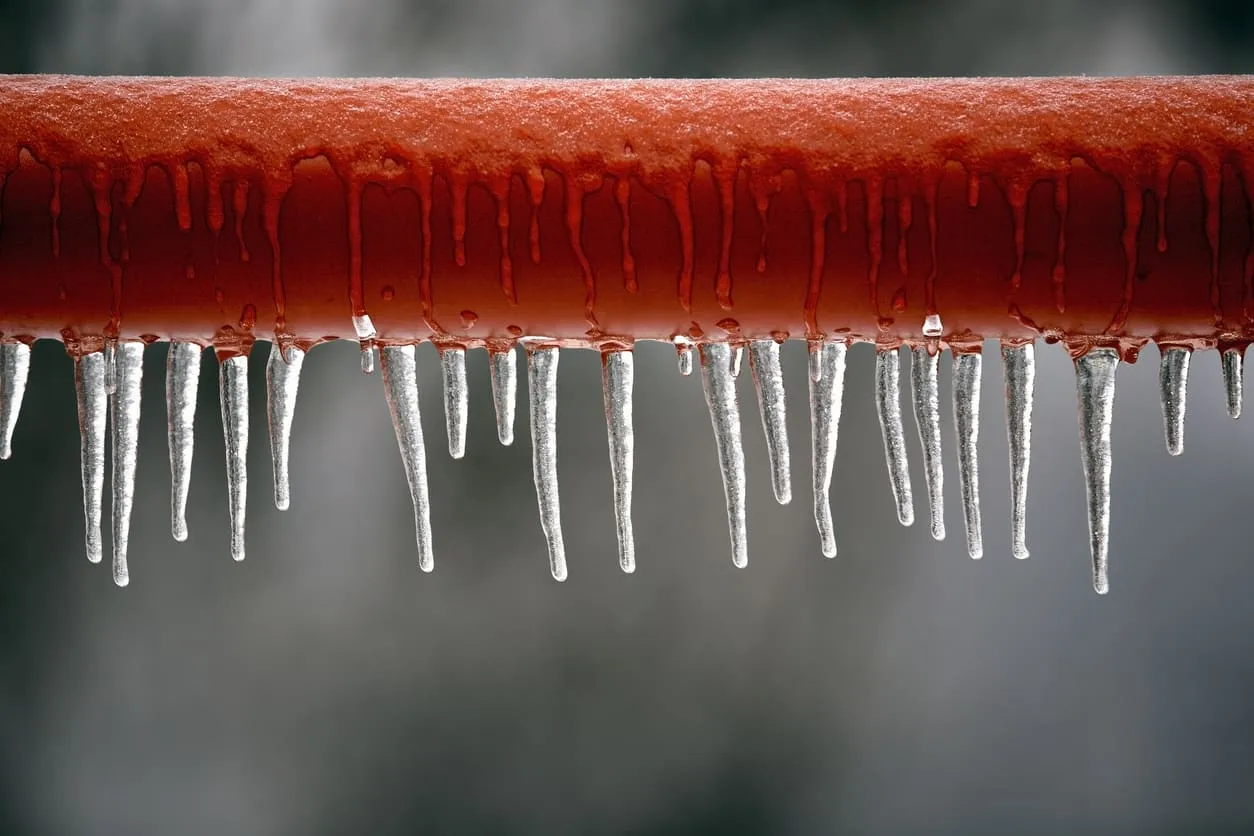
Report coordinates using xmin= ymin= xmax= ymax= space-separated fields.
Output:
xmin=0 ymin=75 xmax=1252 ymax=591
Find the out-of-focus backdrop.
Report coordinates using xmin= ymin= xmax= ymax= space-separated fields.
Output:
xmin=1 ymin=1 xmax=1254 ymax=833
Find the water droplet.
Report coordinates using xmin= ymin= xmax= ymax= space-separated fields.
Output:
xmin=239 ymin=303 xmax=257 ymax=330
xmin=381 ymin=285 xmax=395 ymax=301
xmin=214 ymin=287 xmax=225 ymax=305
xmin=922 ymin=313 xmax=943 ymax=337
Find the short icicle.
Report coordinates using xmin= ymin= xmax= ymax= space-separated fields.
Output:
xmin=441 ymin=347 xmax=468 ymax=459
xmin=700 ymin=343 xmax=748 ymax=568
xmin=528 ymin=347 xmax=567 ymax=581
xmin=953 ymin=352 xmax=984 ymax=559
xmin=0 ymin=342 xmax=31 ymax=459
xmin=219 ymin=354 xmax=249 ymax=562
xmin=74 ymin=351 xmax=106 ymax=564
xmin=1222 ymin=348 xmax=1243 ymax=420
xmin=675 ymin=339 xmax=694 ymax=376
xmin=489 ymin=348 xmax=517 ymax=445
xmin=910 ymin=346 xmax=945 ymax=540
xmin=809 ymin=341 xmax=848 ymax=557
xmin=266 ymin=342 xmax=305 ymax=510
xmin=352 ymin=314 xmax=377 ymax=374
xmin=1002 ymin=342 xmax=1035 ymax=559
xmin=166 ymin=341 xmax=201 ymax=541
xmin=380 ymin=345 xmax=434 ymax=571
xmin=1158 ymin=347 xmax=1190 ymax=456
xmin=749 ymin=340 xmax=791 ymax=505
xmin=875 ymin=347 xmax=914 ymax=527
xmin=602 ymin=349 xmax=635 ymax=573
xmin=111 ymin=342 xmax=145 ymax=587
xmin=1074 ymin=348 xmax=1120 ymax=595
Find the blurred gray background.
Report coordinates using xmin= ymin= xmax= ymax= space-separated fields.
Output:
xmin=2 ymin=1 xmax=1254 ymax=833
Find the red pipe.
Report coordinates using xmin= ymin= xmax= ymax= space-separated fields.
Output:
xmin=1 ymin=76 xmax=1251 ymax=359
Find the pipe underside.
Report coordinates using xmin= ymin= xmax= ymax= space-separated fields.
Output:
xmin=0 ymin=76 xmax=1251 ymax=358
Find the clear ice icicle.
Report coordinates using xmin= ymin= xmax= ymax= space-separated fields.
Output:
xmin=808 ymin=341 xmax=847 ymax=557
xmin=875 ymin=348 xmax=914 ymax=526
xmin=441 ymin=347 xmax=468 ymax=459
xmin=910 ymin=346 xmax=944 ymax=540
xmin=102 ymin=338 xmax=117 ymax=396
xmin=266 ymin=343 xmax=305 ymax=510
xmin=676 ymin=340 xmax=694 ymax=376
xmin=602 ymin=350 xmax=635 ymax=573
xmin=700 ymin=343 xmax=748 ymax=568
xmin=110 ymin=342 xmax=144 ymax=587
xmin=219 ymin=355 xmax=249 ymax=562
xmin=1222 ymin=348 xmax=1243 ymax=420
xmin=489 ymin=348 xmax=517 ymax=445
xmin=74 ymin=351 xmax=106 ymax=564
xmin=352 ymin=314 xmax=377 ymax=375
xmin=166 ymin=341 xmax=201 ymax=541
xmin=953 ymin=352 xmax=983 ymax=559
xmin=1074 ymin=348 xmax=1119 ymax=595
xmin=1159 ymin=347 xmax=1190 ymax=456
xmin=0 ymin=342 xmax=31 ymax=460
xmin=1002 ymin=343 xmax=1034 ymax=559
xmin=528 ymin=347 xmax=567 ymax=581
xmin=380 ymin=345 xmax=434 ymax=571
xmin=749 ymin=340 xmax=791 ymax=505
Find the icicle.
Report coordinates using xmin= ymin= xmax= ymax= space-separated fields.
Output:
xmin=266 ymin=342 xmax=305 ymax=510
xmin=1074 ymin=348 xmax=1120 ymax=595
xmin=809 ymin=341 xmax=847 ymax=557
xmin=0 ymin=342 xmax=31 ymax=460
xmin=103 ymin=338 xmax=117 ymax=395
xmin=110 ymin=342 xmax=144 ymax=587
xmin=1002 ymin=343 xmax=1034 ymax=559
xmin=749 ymin=340 xmax=791 ymax=505
xmin=380 ymin=345 xmax=434 ymax=572
xmin=602 ymin=350 xmax=635 ymax=573
xmin=910 ymin=346 xmax=944 ymax=540
xmin=808 ymin=340 xmax=823 ymax=382
xmin=700 ymin=343 xmax=748 ymax=567
xmin=441 ymin=347 xmax=468 ymax=459
xmin=674 ymin=337 xmax=694 ymax=376
xmin=166 ymin=342 xmax=201 ymax=541
xmin=219 ymin=355 xmax=249 ymax=562
xmin=875 ymin=348 xmax=914 ymax=526
xmin=75 ymin=351 xmax=106 ymax=564
xmin=489 ymin=348 xmax=517 ymax=446
xmin=528 ymin=347 xmax=567 ymax=581
xmin=953 ymin=352 xmax=983 ymax=559
xmin=1158 ymin=347 xmax=1190 ymax=456
xmin=1223 ymin=348 xmax=1243 ymax=420
xmin=352 ymin=313 xmax=376 ymax=374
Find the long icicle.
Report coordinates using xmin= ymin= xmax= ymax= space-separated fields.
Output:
xmin=0 ymin=342 xmax=31 ymax=460
xmin=700 ymin=342 xmax=748 ymax=568
xmin=953 ymin=352 xmax=983 ymax=559
xmin=528 ymin=347 xmax=567 ymax=581
xmin=380 ymin=345 xmax=434 ymax=571
xmin=489 ymin=347 xmax=517 ymax=445
xmin=111 ymin=342 xmax=145 ymax=587
xmin=166 ymin=341 xmax=201 ymax=541
xmin=75 ymin=350 xmax=106 ymax=565
xmin=809 ymin=341 xmax=847 ymax=557
xmin=749 ymin=339 xmax=791 ymax=505
xmin=219 ymin=354 xmax=249 ymax=562
xmin=266 ymin=343 xmax=305 ymax=510
xmin=602 ymin=349 xmax=635 ymax=573
xmin=910 ymin=346 xmax=945 ymax=540
xmin=1002 ymin=342 xmax=1034 ymax=559
xmin=875 ymin=347 xmax=914 ymax=526
xmin=1075 ymin=347 xmax=1120 ymax=595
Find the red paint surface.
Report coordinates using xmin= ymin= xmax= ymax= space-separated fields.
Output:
xmin=0 ymin=76 xmax=1251 ymax=359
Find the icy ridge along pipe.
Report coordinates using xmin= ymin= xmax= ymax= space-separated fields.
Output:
xmin=0 ymin=75 xmax=1252 ymax=591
